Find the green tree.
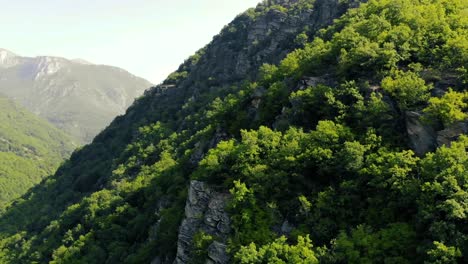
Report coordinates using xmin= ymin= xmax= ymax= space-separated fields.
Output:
xmin=426 ymin=241 xmax=462 ymax=264
xmin=235 ymin=236 xmax=318 ymax=264
xmin=333 ymin=224 xmax=417 ymax=264
xmin=381 ymin=70 xmax=432 ymax=109
xmin=423 ymin=89 xmax=468 ymax=127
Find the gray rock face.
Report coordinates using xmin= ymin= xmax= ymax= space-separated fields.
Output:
xmin=174 ymin=181 xmax=231 ymax=264
xmin=299 ymin=77 xmax=325 ymax=89
xmin=189 ymin=127 xmax=229 ymax=166
xmin=294 ymin=76 xmax=332 ymax=92
xmin=248 ymin=87 xmax=267 ymax=121
xmin=405 ymin=111 xmax=437 ymax=156
xmin=437 ymin=122 xmax=468 ymax=147
xmin=189 ymin=141 xmax=207 ymax=167
xmin=207 ymin=241 xmax=230 ymax=264
xmin=405 ymin=111 xmax=468 ymax=154
xmin=0 ymin=49 xmax=152 ymax=143
xmin=181 ymin=0 xmax=356 ymax=89
xmin=281 ymin=220 xmax=294 ymax=235
xmin=151 ymin=257 xmax=161 ymax=264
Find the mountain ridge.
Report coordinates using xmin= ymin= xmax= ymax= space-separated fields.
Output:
xmin=0 ymin=48 xmax=153 ymax=143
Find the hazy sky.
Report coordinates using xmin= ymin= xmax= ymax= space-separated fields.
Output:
xmin=0 ymin=0 xmax=262 ymax=84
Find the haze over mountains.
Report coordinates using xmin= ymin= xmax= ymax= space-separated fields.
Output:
xmin=0 ymin=48 xmax=152 ymax=143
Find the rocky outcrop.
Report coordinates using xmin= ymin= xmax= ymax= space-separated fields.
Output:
xmin=168 ymin=0 xmax=361 ymax=92
xmin=405 ymin=111 xmax=437 ymax=156
xmin=405 ymin=111 xmax=468 ymax=154
xmin=247 ymin=87 xmax=267 ymax=121
xmin=437 ymin=122 xmax=468 ymax=147
xmin=174 ymin=181 xmax=231 ymax=264
xmin=296 ymin=76 xmax=326 ymax=90
xmin=189 ymin=127 xmax=229 ymax=166
xmin=207 ymin=241 xmax=230 ymax=264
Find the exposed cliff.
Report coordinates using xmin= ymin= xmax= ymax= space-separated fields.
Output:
xmin=173 ymin=181 xmax=230 ymax=264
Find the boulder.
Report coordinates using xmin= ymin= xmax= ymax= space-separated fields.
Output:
xmin=437 ymin=122 xmax=468 ymax=147
xmin=207 ymin=241 xmax=230 ymax=264
xmin=281 ymin=220 xmax=294 ymax=235
xmin=405 ymin=111 xmax=436 ymax=156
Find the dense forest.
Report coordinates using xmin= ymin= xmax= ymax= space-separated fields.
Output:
xmin=0 ymin=0 xmax=467 ymax=263
xmin=0 ymin=95 xmax=75 ymax=209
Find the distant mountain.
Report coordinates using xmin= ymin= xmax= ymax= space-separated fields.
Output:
xmin=0 ymin=94 xmax=76 ymax=208
xmin=0 ymin=49 xmax=152 ymax=143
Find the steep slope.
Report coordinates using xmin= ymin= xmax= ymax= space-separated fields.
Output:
xmin=0 ymin=0 xmax=467 ymax=263
xmin=0 ymin=49 xmax=152 ymax=143
xmin=0 ymin=94 xmax=76 ymax=208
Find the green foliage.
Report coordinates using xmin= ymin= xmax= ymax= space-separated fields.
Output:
xmin=166 ymin=71 xmax=188 ymax=83
xmin=333 ymin=223 xmax=417 ymax=264
xmin=423 ymin=89 xmax=468 ymax=127
xmin=260 ymin=81 xmax=290 ymax=123
xmin=289 ymin=82 xmax=372 ymax=129
xmin=294 ymin=32 xmax=309 ymax=47
xmin=228 ymin=180 xmax=275 ymax=248
xmin=0 ymin=96 xmax=75 ymax=207
xmin=418 ymin=137 xmax=468 ymax=259
xmin=426 ymin=241 xmax=462 ymax=264
xmin=191 ymin=231 xmax=214 ymax=264
xmin=234 ymin=236 xmax=318 ymax=264
xmin=381 ymin=70 xmax=432 ymax=109
xmin=290 ymin=84 xmax=338 ymax=127
xmin=258 ymin=63 xmax=279 ymax=85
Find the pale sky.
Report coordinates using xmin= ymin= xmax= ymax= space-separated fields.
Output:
xmin=0 ymin=0 xmax=262 ymax=84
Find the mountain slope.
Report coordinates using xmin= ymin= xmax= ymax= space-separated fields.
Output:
xmin=0 ymin=94 xmax=76 ymax=208
xmin=0 ymin=0 xmax=467 ymax=263
xmin=0 ymin=49 xmax=152 ymax=143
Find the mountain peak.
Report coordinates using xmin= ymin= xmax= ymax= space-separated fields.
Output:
xmin=0 ymin=50 xmax=151 ymax=143
xmin=0 ymin=48 xmax=18 ymax=66
xmin=0 ymin=48 xmax=17 ymax=57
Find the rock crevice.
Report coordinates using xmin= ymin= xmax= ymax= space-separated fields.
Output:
xmin=174 ymin=181 xmax=231 ymax=264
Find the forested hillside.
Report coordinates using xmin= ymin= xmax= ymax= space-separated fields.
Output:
xmin=0 ymin=0 xmax=467 ymax=263
xmin=0 ymin=95 xmax=76 ymax=208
